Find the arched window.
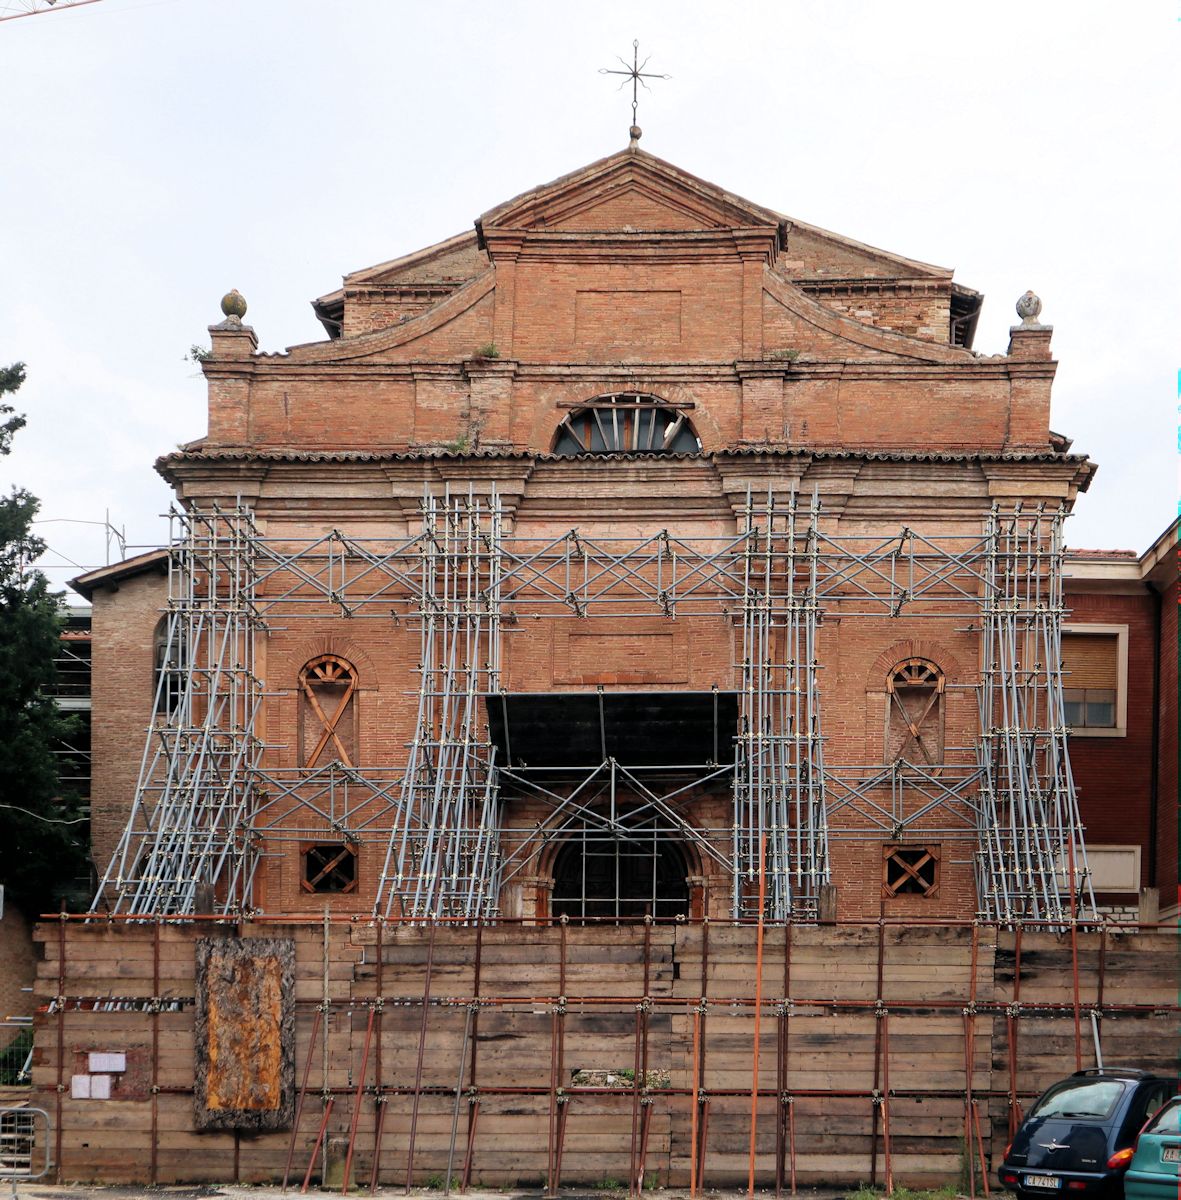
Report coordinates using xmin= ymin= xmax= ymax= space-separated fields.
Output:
xmin=885 ymin=658 xmax=945 ymax=765
xmin=153 ymin=615 xmax=186 ymax=717
xmin=549 ymin=814 xmax=692 ymax=921
xmin=553 ymin=393 xmax=701 ymax=456
xmin=299 ymin=655 xmax=358 ymax=768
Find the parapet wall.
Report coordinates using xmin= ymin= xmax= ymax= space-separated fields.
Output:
xmin=31 ymin=919 xmax=1181 ymax=1188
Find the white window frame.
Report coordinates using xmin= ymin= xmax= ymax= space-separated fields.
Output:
xmin=1061 ymin=623 xmax=1128 ymax=739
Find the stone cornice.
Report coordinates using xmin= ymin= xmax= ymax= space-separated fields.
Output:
xmin=481 ymin=226 xmax=780 ymax=265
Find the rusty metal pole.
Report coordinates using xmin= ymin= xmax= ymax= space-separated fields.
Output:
xmin=964 ymin=1010 xmax=977 ymax=1199
xmin=869 ymin=919 xmax=885 ymax=1186
xmin=697 ymin=1097 xmax=711 ymax=1192
xmin=284 ymin=1006 xmax=324 ymax=1191
xmin=369 ymin=916 xmax=385 ymax=1192
xmin=404 ymin=924 xmax=438 ymax=1193
xmin=1068 ymin=840 xmax=1082 ymax=1071
xmin=628 ymin=1002 xmax=644 ymax=1197
xmin=342 ymin=1006 xmax=375 ymax=1193
xmin=460 ymin=924 xmax=485 ymax=1193
xmin=150 ymin=920 xmax=160 ymax=1185
xmin=787 ymin=1097 xmax=798 ymax=1197
xmin=444 ymin=1003 xmax=474 ymax=1198
xmin=1007 ymin=924 xmax=1024 ymax=1139
xmin=54 ymin=911 xmax=66 ymax=1183
xmin=545 ymin=1004 xmax=562 ymax=1198
xmin=880 ymin=1007 xmax=894 ymax=1195
xmin=971 ymin=1098 xmax=991 ymax=1198
xmin=301 ymin=1098 xmax=336 ymax=1194
xmin=689 ymin=1007 xmax=701 ymax=1199
xmin=747 ymin=832 xmax=768 ymax=1199
xmin=965 ymin=923 xmax=979 ymax=1200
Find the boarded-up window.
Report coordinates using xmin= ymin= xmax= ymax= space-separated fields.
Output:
xmin=883 ymin=845 xmax=939 ymax=897
xmin=1061 ymin=634 xmax=1117 ymax=729
xmin=885 ymin=658 xmax=944 ymax=764
xmin=299 ymin=655 xmax=358 ymax=767
xmin=301 ymin=843 xmax=358 ymax=894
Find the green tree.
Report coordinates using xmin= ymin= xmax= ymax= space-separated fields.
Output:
xmin=0 ymin=363 xmax=88 ymax=912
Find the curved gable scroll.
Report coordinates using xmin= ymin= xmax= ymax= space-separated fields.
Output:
xmin=274 ymin=270 xmax=496 ymax=365
xmin=762 ymin=272 xmax=974 ymax=365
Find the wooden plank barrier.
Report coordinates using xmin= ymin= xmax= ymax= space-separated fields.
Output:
xmin=29 ymin=918 xmax=1181 ymax=1189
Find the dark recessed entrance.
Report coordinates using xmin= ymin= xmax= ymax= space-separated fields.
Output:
xmin=551 ymin=818 xmax=691 ymax=921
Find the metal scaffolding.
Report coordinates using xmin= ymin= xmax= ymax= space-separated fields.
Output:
xmin=94 ymin=492 xmax=1094 ymax=922
xmin=95 ymin=506 xmax=265 ymax=915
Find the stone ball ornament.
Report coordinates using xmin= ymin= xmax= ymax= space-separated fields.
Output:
xmin=1015 ymin=290 xmax=1042 ymax=325
xmin=220 ymin=289 xmax=248 ymax=320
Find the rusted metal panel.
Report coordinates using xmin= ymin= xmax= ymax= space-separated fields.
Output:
xmin=194 ymin=937 xmax=294 ymax=1131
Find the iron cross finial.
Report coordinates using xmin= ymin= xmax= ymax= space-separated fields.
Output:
xmin=599 ymin=39 xmax=670 ymax=147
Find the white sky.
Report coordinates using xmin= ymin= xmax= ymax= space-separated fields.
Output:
xmin=2 ymin=0 xmax=1178 ymax=597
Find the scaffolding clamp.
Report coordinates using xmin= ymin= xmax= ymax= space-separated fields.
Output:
xmin=1005 ymin=1003 xmax=1021 ymax=1019
xmin=553 ymin=996 xmax=567 ymax=1015
xmin=874 ymin=1000 xmax=888 ymax=1018
xmin=962 ymin=1001 xmax=977 ymax=1016
xmin=637 ymin=996 xmax=652 ymax=1013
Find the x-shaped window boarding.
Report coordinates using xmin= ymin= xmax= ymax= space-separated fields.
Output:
xmin=886 ymin=658 xmax=945 ymax=766
xmin=300 ymin=655 xmax=358 ymax=768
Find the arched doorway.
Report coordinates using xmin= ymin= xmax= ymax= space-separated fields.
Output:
xmin=549 ymin=817 xmax=693 ymax=921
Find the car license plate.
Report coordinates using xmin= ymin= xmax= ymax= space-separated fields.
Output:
xmin=1163 ymin=1147 xmax=1181 ymax=1163
xmin=1025 ymin=1177 xmax=1060 ymax=1190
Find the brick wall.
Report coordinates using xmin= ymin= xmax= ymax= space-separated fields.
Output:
xmin=1157 ymin=578 xmax=1178 ymax=905
xmin=0 ymin=903 xmax=35 ymax=1025
xmin=88 ymin=571 xmax=167 ymax=882
xmin=1064 ymin=591 xmax=1157 ymax=889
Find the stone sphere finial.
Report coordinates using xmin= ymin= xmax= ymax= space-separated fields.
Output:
xmin=629 ymin=124 xmax=642 ymax=147
xmin=220 ymin=289 xmax=248 ymax=320
xmin=1016 ymin=290 xmax=1042 ymax=325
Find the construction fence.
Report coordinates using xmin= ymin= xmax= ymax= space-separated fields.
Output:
xmin=31 ymin=916 xmax=1181 ymax=1190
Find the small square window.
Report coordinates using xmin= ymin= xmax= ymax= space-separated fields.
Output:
xmin=301 ymin=844 xmax=357 ymax=894
xmin=883 ymin=845 xmax=939 ymax=898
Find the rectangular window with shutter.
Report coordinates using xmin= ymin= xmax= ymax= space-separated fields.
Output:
xmin=1060 ymin=629 xmax=1124 ymax=734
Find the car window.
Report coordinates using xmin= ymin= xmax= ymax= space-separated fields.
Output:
xmin=1142 ymin=1096 xmax=1181 ymax=1134
xmin=1029 ymin=1079 xmax=1126 ymax=1120
xmin=1129 ymin=1083 xmax=1175 ymax=1128
xmin=1143 ymin=1098 xmax=1181 ymax=1135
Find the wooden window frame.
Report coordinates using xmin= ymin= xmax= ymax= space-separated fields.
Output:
xmin=1061 ymin=624 xmax=1128 ymax=739
xmin=883 ymin=657 xmax=945 ymax=766
xmin=882 ymin=844 xmax=940 ymax=899
xmin=298 ymin=654 xmax=359 ymax=767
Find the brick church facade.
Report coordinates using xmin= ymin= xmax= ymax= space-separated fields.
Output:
xmin=72 ymin=144 xmax=1175 ymax=927
xmin=37 ymin=141 xmax=1176 ymax=1190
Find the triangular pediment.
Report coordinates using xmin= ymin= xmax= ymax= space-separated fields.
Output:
xmin=478 ymin=148 xmax=784 ymax=236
